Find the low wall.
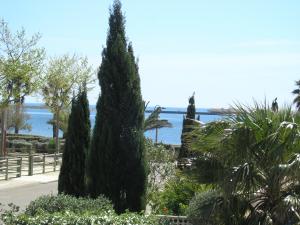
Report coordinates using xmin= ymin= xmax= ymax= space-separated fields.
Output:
xmin=158 ymin=215 xmax=192 ymax=225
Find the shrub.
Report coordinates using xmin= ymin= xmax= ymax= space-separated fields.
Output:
xmin=187 ymin=190 xmax=223 ymax=225
xmin=47 ymin=139 xmax=56 ymax=153
xmin=34 ymin=142 xmax=48 ymax=153
xmin=25 ymin=194 xmax=113 ymax=216
xmin=2 ymin=211 xmax=160 ymax=225
xmin=2 ymin=195 xmax=160 ymax=225
xmin=151 ymin=173 xmax=208 ymax=215
xmin=8 ymin=140 xmax=33 ymax=152
xmin=145 ymin=139 xmax=176 ymax=209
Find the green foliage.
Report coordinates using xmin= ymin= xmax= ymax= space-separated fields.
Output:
xmin=47 ymin=139 xmax=56 ymax=150
xmin=5 ymin=104 xmax=32 ymax=133
xmin=8 ymin=140 xmax=32 ymax=151
xmin=187 ymin=190 xmax=224 ymax=225
xmin=179 ymin=94 xmax=198 ymax=157
xmin=145 ymin=139 xmax=176 ymax=207
xmin=58 ymin=88 xmax=90 ymax=197
xmin=2 ymin=211 xmax=160 ymax=225
xmin=86 ymin=0 xmax=146 ymax=213
xmin=187 ymin=190 xmax=250 ymax=225
xmin=24 ymin=194 xmax=113 ymax=216
xmin=0 ymin=18 xmax=45 ymax=155
xmin=151 ymin=173 xmax=208 ymax=215
xmin=42 ymin=54 xmax=93 ymax=114
xmin=2 ymin=194 xmax=160 ymax=225
xmin=186 ymin=94 xmax=196 ymax=120
xmin=292 ymin=80 xmax=300 ymax=111
xmin=47 ymin=109 xmax=70 ymax=137
xmin=187 ymin=102 xmax=300 ymax=225
xmin=0 ymin=18 xmax=45 ymax=106
xmin=42 ymin=54 xmax=93 ymax=151
xmin=144 ymin=106 xmax=172 ymax=131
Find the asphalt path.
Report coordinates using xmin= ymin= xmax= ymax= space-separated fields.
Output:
xmin=0 ymin=181 xmax=58 ymax=212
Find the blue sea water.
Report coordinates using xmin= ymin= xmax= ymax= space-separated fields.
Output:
xmin=17 ymin=104 xmax=224 ymax=144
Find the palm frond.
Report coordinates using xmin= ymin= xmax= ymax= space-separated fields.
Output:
xmin=144 ymin=106 xmax=172 ymax=131
xmin=292 ymin=89 xmax=300 ymax=95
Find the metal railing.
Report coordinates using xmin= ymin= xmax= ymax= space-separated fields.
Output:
xmin=0 ymin=152 xmax=62 ymax=181
xmin=158 ymin=215 xmax=192 ymax=225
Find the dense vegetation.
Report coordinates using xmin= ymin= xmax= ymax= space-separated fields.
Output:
xmin=1 ymin=195 xmax=160 ymax=225
xmin=186 ymin=103 xmax=300 ymax=225
xmin=151 ymin=173 xmax=207 ymax=215
xmin=2 ymin=0 xmax=300 ymax=224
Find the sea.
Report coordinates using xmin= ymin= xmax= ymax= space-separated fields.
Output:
xmin=17 ymin=104 xmax=225 ymax=145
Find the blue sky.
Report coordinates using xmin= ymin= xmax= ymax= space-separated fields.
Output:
xmin=1 ymin=0 xmax=300 ymax=108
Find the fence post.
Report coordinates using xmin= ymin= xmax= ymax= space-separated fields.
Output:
xmin=28 ymin=153 xmax=33 ymax=176
xmin=5 ymin=157 xmax=8 ymax=180
xmin=17 ymin=157 xmax=22 ymax=177
xmin=53 ymin=153 xmax=57 ymax=172
xmin=43 ymin=154 xmax=46 ymax=173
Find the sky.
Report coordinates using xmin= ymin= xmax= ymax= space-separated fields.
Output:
xmin=1 ymin=0 xmax=300 ymax=108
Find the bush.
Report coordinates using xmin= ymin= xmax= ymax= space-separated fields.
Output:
xmin=151 ymin=173 xmax=208 ymax=215
xmin=8 ymin=140 xmax=33 ymax=152
xmin=187 ymin=190 xmax=223 ymax=225
xmin=2 ymin=211 xmax=160 ymax=225
xmin=7 ymin=134 xmax=47 ymax=142
xmin=25 ymin=194 xmax=113 ymax=216
xmin=34 ymin=142 xmax=48 ymax=153
xmin=2 ymin=195 xmax=160 ymax=225
xmin=145 ymin=139 xmax=176 ymax=208
xmin=47 ymin=139 xmax=56 ymax=153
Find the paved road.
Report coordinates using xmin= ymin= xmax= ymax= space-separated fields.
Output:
xmin=0 ymin=174 xmax=58 ymax=212
xmin=0 ymin=181 xmax=58 ymax=211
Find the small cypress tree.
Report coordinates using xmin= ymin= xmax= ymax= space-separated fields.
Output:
xmin=186 ymin=94 xmax=196 ymax=120
xmin=179 ymin=94 xmax=196 ymax=158
xmin=58 ymin=87 xmax=91 ymax=197
xmin=86 ymin=0 xmax=146 ymax=213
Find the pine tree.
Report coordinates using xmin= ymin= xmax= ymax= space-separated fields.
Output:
xmin=86 ymin=0 xmax=146 ymax=213
xmin=58 ymin=87 xmax=91 ymax=197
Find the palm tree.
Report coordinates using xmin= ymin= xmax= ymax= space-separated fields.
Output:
xmin=144 ymin=105 xmax=172 ymax=143
xmin=292 ymin=80 xmax=300 ymax=111
xmin=187 ymin=102 xmax=300 ymax=225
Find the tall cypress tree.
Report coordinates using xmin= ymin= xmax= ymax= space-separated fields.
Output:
xmin=58 ymin=87 xmax=91 ymax=197
xmin=86 ymin=0 xmax=146 ymax=213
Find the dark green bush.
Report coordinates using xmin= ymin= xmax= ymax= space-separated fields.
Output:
xmin=151 ymin=174 xmax=208 ymax=215
xmin=187 ymin=190 xmax=223 ymax=225
xmin=25 ymin=194 xmax=113 ymax=216
xmin=34 ymin=142 xmax=48 ymax=153
xmin=8 ymin=140 xmax=33 ymax=152
xmin=47 ymin=139 xmax=56 ymax=153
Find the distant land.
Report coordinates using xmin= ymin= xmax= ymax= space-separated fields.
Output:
xmin=23 ymin=103 xmax=235 ymax=115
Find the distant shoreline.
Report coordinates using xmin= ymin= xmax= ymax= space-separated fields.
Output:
xmin=24 ymin=104 xmax=235 ymax=115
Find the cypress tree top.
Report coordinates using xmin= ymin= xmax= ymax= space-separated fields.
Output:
xmin=186 ymin=93 xmax=196 ymax=119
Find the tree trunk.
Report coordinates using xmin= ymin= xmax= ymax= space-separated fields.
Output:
xmin=55 ymin=110 xmax=60 ymax=153
xmin=52 ymin=113 xmax=57 ymax=138
xmin=14 ymin=102 xmax=21 ymax=134
xmin=1 ymin=108 xmax=7 ymax=156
